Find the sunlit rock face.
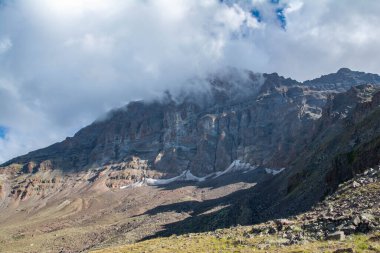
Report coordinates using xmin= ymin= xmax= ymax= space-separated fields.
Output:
xmin=3 ymin=68 xmax=380 ymax=177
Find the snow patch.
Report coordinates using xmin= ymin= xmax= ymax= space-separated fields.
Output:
xmin=120 ymin=180 xmax=145 ymax=189
xmin=265 ymin=168 xmax=286 ymax=175
xmin=120 ymin=170 xmax=208 ymax=189
xmin=146 ymin=173 xmax=183 ymax=186
xmin=146 ymin=170 xmax=207 ymax=186
xmin=119 ymin=160 xmax=275 ymax=189
xmin=213 ymin=160 xmax=257 ymax=178
xmin=182 ymin=170 xmax=207 ymax=182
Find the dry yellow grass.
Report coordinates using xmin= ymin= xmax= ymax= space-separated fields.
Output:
xmin=91 ymin=230 xmax=380 ymax=253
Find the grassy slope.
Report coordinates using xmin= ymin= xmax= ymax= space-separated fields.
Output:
xmin=91 ymin=231 xmax=380 ymax=253
xmin=91 ymin=170 xmax=380 ymax=253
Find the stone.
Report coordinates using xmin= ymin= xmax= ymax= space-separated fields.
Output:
xmin=326 ymin=223 xmax=336 ymax=232
xmin=333 ymin=248 xmax=354 ymax=253
xmin=328 ymin=205 xmax=334 ymax=214
xmin=356 ymin=222 xmax=371 ymax=233
xmin=360 ymin=213 xmax=374 ymax=222
xmin=268 ymin=227 xmax=277 ymax=234
xmin=242 ymin=232 xmax=251 ymax=238
xmin=275 ymin=219 xmax=293 ymax=226
xmin=351 ymin=215 xmax=360 ymax=226
xmin=342 ymin=225 xmax=356 ymax=235
xmin=275 ymin=219 xmax=292 ymax=231
xmin=326 ymin=231 xmax=345 ymax=241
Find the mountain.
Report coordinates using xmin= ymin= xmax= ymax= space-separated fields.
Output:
xmin=4 ymin=68 xmax=380 ymax=175
xmin=1 ymin=68 xmax=380 ymax=252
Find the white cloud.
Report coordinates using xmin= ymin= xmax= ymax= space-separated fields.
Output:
xmin=1 ymin=0 xmax=380 ymax=162
xmin=0 ymin=37 xmax=12 ymax=54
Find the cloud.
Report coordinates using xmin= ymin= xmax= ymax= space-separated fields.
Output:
xmin=0 ymin=37 xmax=12 ymax=54
xmin=1 ymin=0 xmax=380 ymax=162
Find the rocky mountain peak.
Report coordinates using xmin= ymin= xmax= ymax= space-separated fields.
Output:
xmin=304 ymin=68 xmax=380 ymax=92
xmin=337 ymin=67 xmax=353 ymax=74
xmin=258 ymin=73 xmax=299 ymax=94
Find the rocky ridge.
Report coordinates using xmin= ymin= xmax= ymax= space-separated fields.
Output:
xmin=250 ymin=166 xmax=380 ymax=244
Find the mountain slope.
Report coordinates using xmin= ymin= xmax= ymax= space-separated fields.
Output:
xmin=199 ymin=83 xmax=380 ymax=229
xmin=92 ymin=166 xmax=380 ymax=253
xmin=1 ymin=68 xmax=380 ymax=252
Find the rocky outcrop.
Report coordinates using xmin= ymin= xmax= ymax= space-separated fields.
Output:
xmin=249 ymin=166 xmax=380 ymax=244
xmin=304 ymin=68 xmax=380 ymax=92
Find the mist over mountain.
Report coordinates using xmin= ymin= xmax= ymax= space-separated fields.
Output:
xmin=4 ymin=68 xmax=380 ymax=176
xmin=2 ymin=0 xmax=380 ymax=163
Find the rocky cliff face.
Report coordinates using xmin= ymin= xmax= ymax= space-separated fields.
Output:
xmin=3 ymin=68 xmax=380 ymax=179
xmin=229 ymin=82 xmax=380 ymax=225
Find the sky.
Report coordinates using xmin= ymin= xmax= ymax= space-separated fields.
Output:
xmin=1 ymin=0 xmax=380 ymax=163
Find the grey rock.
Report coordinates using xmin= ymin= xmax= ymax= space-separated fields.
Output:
xmin=333 ymin=248 xmax=354 ymax=253
xmin=326 ymin=223 xmax=336 ymax=232
xmin=326 ymin=231 xmax=345 ymax=241
xmin=268 ymin=227 xmax=277 ymax=234
xmin=360 ymin=213 xmax=374 ymax=222
xmin=342 ymin=225 xmax=356 ymax=235
xmin=351 ymin=215 xmax=361 ymax=226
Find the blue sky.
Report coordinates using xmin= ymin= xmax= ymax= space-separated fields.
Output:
xmin=0 ymin=126 xmax=7 ymax=139
xmin=221 ymin=0 xmax=287 ymax=29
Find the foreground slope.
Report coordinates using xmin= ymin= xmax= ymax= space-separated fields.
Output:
xmin=0 ymin=168 xmax=264 ymax=253
xmin=92 ymin=167 xmax=380 ymax=253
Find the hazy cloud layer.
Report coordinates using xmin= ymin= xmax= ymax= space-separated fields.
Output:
xmin=1 ymin=0 xmax=380 ymax=162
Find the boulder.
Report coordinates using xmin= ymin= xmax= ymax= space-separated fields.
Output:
xmin=326 ymin=231 xmax=345 ymax=241
xmin=333 ymin=248 xmax=354 ymax=253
